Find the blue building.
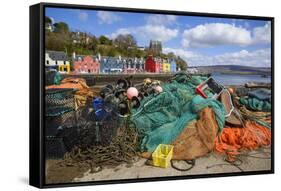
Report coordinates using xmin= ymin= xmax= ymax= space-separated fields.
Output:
xmin=170 ymin=59 xmax=177 ymax=73
xmin=100 ymin=57 xmax=125 ymax=73
xmin=125 ymin=58 xmax=145 ymax=73
xmin=100 ymin=56 xmax=145 ymax=74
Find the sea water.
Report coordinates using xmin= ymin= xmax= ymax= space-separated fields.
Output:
xmin=211 ymin=73 xmax=271 ymax=86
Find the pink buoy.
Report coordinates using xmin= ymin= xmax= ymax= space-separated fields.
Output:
xmin=127 ymin=87 xmax=138 ymax=100
xmin=154 ymin=86 xmax=163 ymax=93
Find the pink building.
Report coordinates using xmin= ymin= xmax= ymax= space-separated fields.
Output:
xmin=74 ymin=55 xmax=100 ymax=73
xmin=155 ymin=58 xmax=162 ymax=73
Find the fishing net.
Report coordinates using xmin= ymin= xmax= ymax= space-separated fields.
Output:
xmin=239 ymin=97 xmax=271 ymax=112
xmin=46 ymin=78 xmax=95 ymax=110
xmin=214 ymin=120 xmax=271 ymax=161
xmin=45 ymin=136 xmax=67 ymax=159
xmin=172 ymin=107 xmax=219 ymax=160
xmin=248 ymin=88 xmax=271 ymax=102
xmin=131 ymin=74 xmax=226 ymax=152
xmin=45 ymin=88 xmax=76 ymax=117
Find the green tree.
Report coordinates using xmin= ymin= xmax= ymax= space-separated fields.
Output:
xmin=87 ymin=36 xmax=99 ymax=54
xmin=107 ymin=47 xmax=119 ymax=57
xmin=53 ymin=22 xmax=69 ymax=33
xmin=114 ymin=34 xmax=137 ymax=50
xmin=99 ymin=35 xmax=112 ymax=45
xmin=167 ymin=52 xmax=176 ymax=59
xmin=45 ymin=27 xmax=72 ymax=52
xmin=176 ymin=56 xmax=188 ymax=71
xmin=45 ymin=16 xmax=52 ymax=24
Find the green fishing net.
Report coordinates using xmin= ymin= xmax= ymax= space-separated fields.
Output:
xmin=131 ymin=75 xmax=225 ymax=152
xmin=240 ymin=97 xmax=271 ymax=112
xmin=45 ymin=88 xmax=75 ymax=117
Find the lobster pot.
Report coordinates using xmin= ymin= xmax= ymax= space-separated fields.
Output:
xmin=45 ymin=88 xmax=76 ymax=117
xmin=45 ymin=136 xmax=67 ymax=159
xmin=45 ymin=126 xmax=80 ymax=159
xmin=76 ymin=108 xmax=121 ymax=147
xmin=99 ymin=118 xmax=119 ymax=145
xmin=45 ymin=88 xmax=77 ymax=158
xmin=45 ymin=111 xmax=76 ymax=136
xmin=60 ymin=126 xmax=80 ymax=152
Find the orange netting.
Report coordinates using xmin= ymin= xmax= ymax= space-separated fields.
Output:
xmin=214 ymin=120 xmax=271 ymax=160
xmin=46 ymin=78 xmax=95 ymax=109
xmin=46 ymin=78 xmax=90 ymax=90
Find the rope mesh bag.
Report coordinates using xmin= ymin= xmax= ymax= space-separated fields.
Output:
xmin=130 ymin=74 xmax=226 ymax=152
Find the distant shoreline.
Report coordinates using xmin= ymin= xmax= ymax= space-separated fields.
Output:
xmin=190 ymin=65 xmax=271 ymax=76
xmin=217 ymin=71 xmax=271 ymax=75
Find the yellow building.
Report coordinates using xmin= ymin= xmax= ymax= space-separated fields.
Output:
xmin=45 ymin=51 xmax=71 ymax=73
xmin=162 ymin=62 xmax=171 ymax=73
xmin=58 ymin=64 xmax=71 ymax=73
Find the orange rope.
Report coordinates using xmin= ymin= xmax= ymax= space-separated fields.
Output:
xmin=214 ymin=121 xmax=271 ymax=161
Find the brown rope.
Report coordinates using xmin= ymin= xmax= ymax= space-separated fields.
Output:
xmin=59 ymin=125 xmax=140 ymax=173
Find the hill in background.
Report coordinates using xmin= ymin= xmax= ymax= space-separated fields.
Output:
xmin=192 ymin=65 xmax=271 ymax=75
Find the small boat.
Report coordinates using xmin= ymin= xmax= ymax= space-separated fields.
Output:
xmin=245 ymin=82 xmax=271 ymax=89
xmin=220 ymin=89 xmax=243 ymax=127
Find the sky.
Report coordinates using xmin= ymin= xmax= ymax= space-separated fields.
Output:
xmin=46 ymin=7 xmax=271 ymax=67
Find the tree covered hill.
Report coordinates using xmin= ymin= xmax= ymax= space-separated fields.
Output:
xmin=45 ymin=16 xmax=188 ymax=71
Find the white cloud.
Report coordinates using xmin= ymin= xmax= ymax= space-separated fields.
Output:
xmin=252 ymin=22 xmax=271 ymax=44
xmin=163 ymin=47 xmax=271 ymax=67
xmin=109 ymin=13 xmax=178 ymax=43
xmin=138 ymin=25 xmax=178 ymax=42
xmin=78 ymin=11 xmax=88 ymax=22
xmin=213 ymin=48 xmax=271 ymax=67
xmin=110 ymin=25 xmax=178 ymax=42
xmin=97 ymin=11 xmax=121 ymax=24
xmin=182 ymin=23 xmax=252 ymax=48
xmin=182 ymin=22 xmax=271 ymax=48
xmin=146 ymin=14 xmax=177 ymax=25
xmin=163 ymin=47 xmax=199 ymax=59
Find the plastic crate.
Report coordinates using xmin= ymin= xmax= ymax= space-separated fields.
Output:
xmin=152 ymin=144 xmax=174 ymax=168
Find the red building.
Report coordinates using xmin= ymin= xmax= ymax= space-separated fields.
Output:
xmin=74 ymin=55 xmax=100 ymax=73
xmin=145 ymin=56 xmax=161 ymax=73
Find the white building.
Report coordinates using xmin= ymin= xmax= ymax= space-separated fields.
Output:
xmin=45 ymin=23 xmax=54 ymax=32
xmin=188 ymin=67 xmax=199 ymax=74
xmin=45 ymin=50 xmax=70 ymax=73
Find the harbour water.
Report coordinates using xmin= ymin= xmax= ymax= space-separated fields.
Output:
xmin=211 ymin=73 xmax=271 ymax=85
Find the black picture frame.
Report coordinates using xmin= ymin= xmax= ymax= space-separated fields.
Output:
xmin=30 ymin=2 xmax=275 ymax=188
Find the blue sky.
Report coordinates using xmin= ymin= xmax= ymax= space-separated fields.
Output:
xmin=46 ymin=7 xmax=271 ymax=67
